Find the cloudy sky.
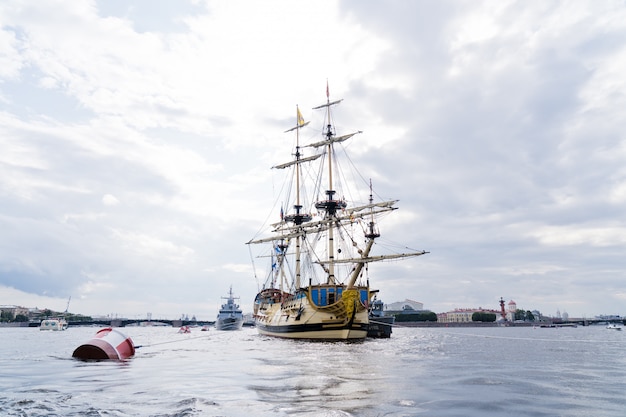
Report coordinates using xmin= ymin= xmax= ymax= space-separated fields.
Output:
xmin=1 ymin=0 xmax=625 ymax=320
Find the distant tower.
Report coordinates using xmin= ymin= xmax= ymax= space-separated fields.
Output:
xmin=508 ymin=300 xmax=517 ymax=321
xmin=499 ymin=297 xmax=507 ymax=321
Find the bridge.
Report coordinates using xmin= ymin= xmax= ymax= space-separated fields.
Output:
xmin=560 ymin=318 xmax=625 ymax=326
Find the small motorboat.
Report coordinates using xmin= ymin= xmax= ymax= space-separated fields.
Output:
xmin=367 ymin=299 xmax=395 ymax=338
xmin=40 ymin=318 xmax=68 ymax=331
xmin=606 ymin=324 xmax=622 ymax=331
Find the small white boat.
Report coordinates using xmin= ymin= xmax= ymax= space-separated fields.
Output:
xmin=606 ymin=324 xmax=622 ymax=331
xmin=40 ymin=318 xmax=68 ymax=331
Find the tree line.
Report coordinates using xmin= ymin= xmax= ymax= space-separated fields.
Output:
xmin=382 ymin=309 xmax=538 ymax=323
xmin=0 ymin=309 xmax=93 ymax=323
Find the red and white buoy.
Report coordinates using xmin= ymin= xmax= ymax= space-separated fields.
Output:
xmin=72 ymin=327 xmax=136 ymax=360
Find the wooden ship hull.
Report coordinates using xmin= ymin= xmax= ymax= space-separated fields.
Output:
xmin=254 ymin=286 xmax=369 ymax=340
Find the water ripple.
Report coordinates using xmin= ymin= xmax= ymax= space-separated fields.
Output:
xmin=1 ymin=326 xmax=625 ymax=416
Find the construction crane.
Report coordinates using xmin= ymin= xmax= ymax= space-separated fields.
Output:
xmin=64 ymin=296 xmax=71 ymax=313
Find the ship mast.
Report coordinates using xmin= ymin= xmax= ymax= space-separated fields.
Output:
xmin=342 ymin=177 xmax=429 ymax=286
xmin=312 ymin=82 xmax=347 ymax=285
xmin=247 ymin=106 xmax=322 ymax=291
xmin=294 ymin=108 xmax=303 ymax=289
xmin=281 ymin=106 xmax=311 ymax=289
xmin=346 ymin=180 xmax=379 ymax=289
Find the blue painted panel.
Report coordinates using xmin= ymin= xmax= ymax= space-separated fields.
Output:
xmin=311 ymin=289 xmax=319 ymax=305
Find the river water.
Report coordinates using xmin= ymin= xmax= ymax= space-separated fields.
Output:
xmin=1 ymin=325 xmax=624 ymax=416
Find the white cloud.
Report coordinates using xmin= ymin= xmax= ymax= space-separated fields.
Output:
xmin=102 ymin=193 xmax=119 ymax=206
xmin=1 ymin=0 xmax=625 ymax=319
xmin=529 ymin=225 xmax=626 ymax=247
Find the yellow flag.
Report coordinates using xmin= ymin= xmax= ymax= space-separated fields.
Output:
xmin=297 ymin=107 xmax=305 ymax=127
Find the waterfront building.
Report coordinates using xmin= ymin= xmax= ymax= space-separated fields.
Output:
xmin=384 ymin=299 xmax=424 ymax=313
xmin=438 ymin=307 xmax=501 ymax=323
xmin=507 ymin=300 xmax=517 ymax=321
xmin=0 ymin=305 xmax=29 ymax=320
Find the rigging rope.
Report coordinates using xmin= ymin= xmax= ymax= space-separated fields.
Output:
xmin=248 ymin=244 xmax=260 ymax=291
xmin=134 ymin=330 xmax=236 ymax=349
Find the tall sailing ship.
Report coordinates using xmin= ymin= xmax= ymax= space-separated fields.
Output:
xmin=248 ymin=84 xmax=428 ymax=340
